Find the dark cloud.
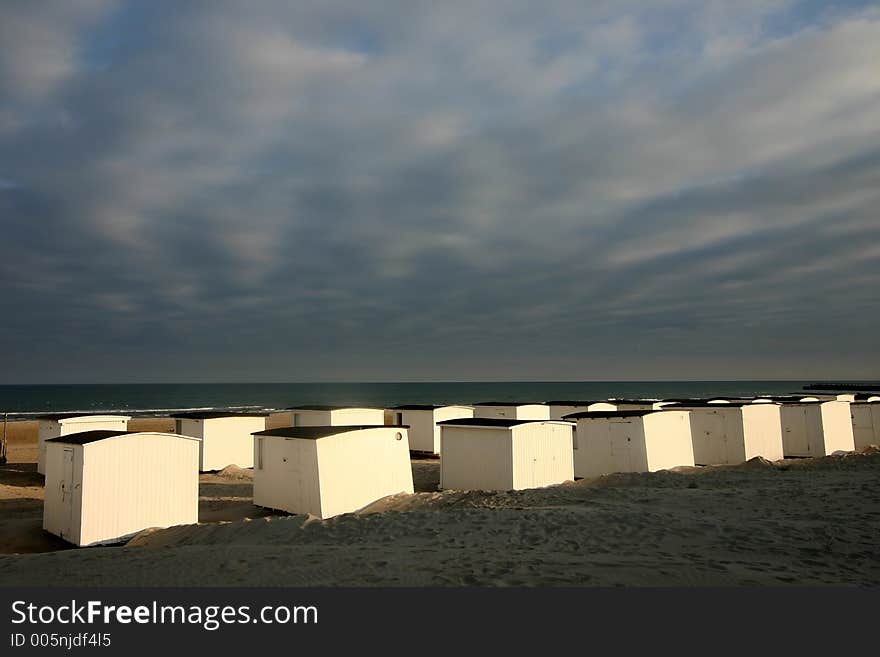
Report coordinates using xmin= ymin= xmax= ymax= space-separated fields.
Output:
xmin=1 ymin=1 xmax=879 ymax=382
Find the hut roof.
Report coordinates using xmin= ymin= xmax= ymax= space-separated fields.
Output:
xmin=665 ymin=400 xmax=769 ymax=408
xmin=390 ymin=404 xmax=445 ymax=410
xmin=285 ymin=405 xmax=383 ymax=411
xmin=35 ymin=413 xmax=127 ymax=421
xmin=437 ymin=418 xmax=564 ymax=428
xmin=46 ymin=430 xmax=138 ymax=445
xmin=563 ymin=410 xmax=659 ymax=420
xmin=253 ymin=425 xmax=406 ymax=440
xmin=471 ymin=401 xmax=547 ymax=407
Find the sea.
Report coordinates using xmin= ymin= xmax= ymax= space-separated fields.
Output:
xmin=0 ymin=380 xmax=874 ymax=419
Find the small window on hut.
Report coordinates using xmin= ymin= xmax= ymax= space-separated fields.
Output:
xmin=256 ymin=438 xmax=264 ymax=470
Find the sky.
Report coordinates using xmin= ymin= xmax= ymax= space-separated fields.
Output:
xmin=1 ymin=1 xmax=879 ymax=383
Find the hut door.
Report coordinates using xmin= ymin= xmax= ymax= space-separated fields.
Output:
xmin=281 ymin=449 xmax=307 ymax=509
xmin=804 ymin=407 xmax=822 ymax=456
xmin=60 ymin=448 xmax=75 ymax=538
xmin=783 ymin=407 xmax=809 ymax=456
xmin=852 ymin=408 xmax=873 ymax=448
xmin=611 ymin=421 xmax=634 ymax=473
xmin=703 ymin=412 xmax=725 ymax=465
xmin=717 ymin=412 xmax=732 ymax=464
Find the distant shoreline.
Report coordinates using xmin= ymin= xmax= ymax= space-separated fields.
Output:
xmin=1 ymin=379 xmax=878 ymax=418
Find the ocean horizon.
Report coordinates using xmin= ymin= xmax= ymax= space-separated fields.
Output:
xmin=1 ymin=380 xmax=877 ymax=418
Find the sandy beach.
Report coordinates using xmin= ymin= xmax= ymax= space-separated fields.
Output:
xmin=1 ymin=419 xmax=879 ymax=586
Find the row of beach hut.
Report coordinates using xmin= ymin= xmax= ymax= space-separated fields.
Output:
xmin=35 ymin=393 xmax=880 ymax=547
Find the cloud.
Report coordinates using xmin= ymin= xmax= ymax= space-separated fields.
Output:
xmin=0 ymin=0 xmax=114 ymax=106
xmin=0 ymin=1 xmax=878 ymax=382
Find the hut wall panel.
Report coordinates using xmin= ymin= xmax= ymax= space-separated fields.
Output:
xmin=400 ymin=411 xmax=438 ymax=453
xmin=200 ymin=416 xmax=266 ymax=471
xmin=819 ymin=401 xmax=855 ymax=454
xmin=37 ymin=417 xmax=129 ymax=475
xmin=430 ymin=406 xmax=474 ymax=454
xmin=742 ymin=404 xmax=784 ymax=461
xmin=644 ymin=411 xmax=695 ymax=471
xmin=851 ymin=403 xmax=880 ymax=449
xmin=316 ymin=428 xmax=414 ymax=518
xmin=510 ymin=423 xmax=573 ymax=490
xmin=440 ymin=426 xmax=513 ymax=491
xmin=253 ymin=437 xmax=321 ymax=515
xmin=78 ymin=434 xmax=198 ymax=546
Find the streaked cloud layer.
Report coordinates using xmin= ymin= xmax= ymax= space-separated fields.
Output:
xmin=1 ymin=1 xmax=878 ymax=382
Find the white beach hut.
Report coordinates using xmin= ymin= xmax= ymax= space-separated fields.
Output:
xmin=751 ymin=395 xmax=822 ymax=404
xmin=546 ymin=400 xmax=618 ymax=420
xmin=42 ymin=430 xmax=199 ymax=547
xmin=669 ymin=401 xmax=784 ymax=465
xmin=775 ymin=400 xmax=855 ymax=457
xmin=389 ymin=405 xmax=474 ymax=454
xmin=36 ymin=414 xmax=131 ymax=475
xmin=251 ymin=425 xmax=414 ymax=519
xmin=658 ymin=398 xmax=747 ymax=407
xmin=437 ymin=418 xmax=574 ymax=491
xmin=471 ymin=402 xmax=551 ymax=420
xmin=850 ymin=401 xmax=880 ymax=450
xmin=267 ymin=405 xmax=386 ymax=430
xmin=784 ymin=392 xmax=860 ymax=401
xmin=563 ymin=410 xmax=694 ymax=479
xmin=605 ymin=399 xmax=671 ymax=410
xmin=171 ymin=411 xmax=269 ymax=471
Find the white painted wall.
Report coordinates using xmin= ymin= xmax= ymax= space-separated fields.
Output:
xmin=574 ymin=412 xmax=694 ymax=478
xmin=677 ymin=408 xmax=738 ymax=465
xmin=253 ymin=427 xmax=413 ymax=519
xmin=37 ymin=416 xmax=131 ymax=475
xmin=398 ymin=406 xmax=474 ymax=453
xmin=644 ymin=411 xmax=695 ymax=472
xmin=819 ymin=401 xmax=855 ymax=454
xmin=780 ymin=401 xmax=855 ymax=457
xmin=510 ymin=423 xmax=574 ymax=490
xmin=42 ymin=444 xmax=83 ymax=543
xmin=253 ymin=436 xmax=320 ymax=513
xmin=741 ymin=404 xmax=785 ymax=462
xmin=42 ymin=432 xmax=199 ymax=547
xmin=394 ymin=411 xmax=435 ymax=453
xmin=440 ymin=422 xmax=572 ymax=491
xmin=315 ymin=428 xmax=414 ymax=518
xmin=290 ymin=408 xmax=385 ymax=427
xmin=574 ymin=416 xmax=648 ymax=478
xmin=176 ymin=416 xmax=267 ymax=471
xmin=440 ymin=426 xmax=513 ymax=491
xmin=780 ymin=405 xmax=820 ymax=456
xmin=851 ymin=403 xmax=880 ymax=449
xmin=549 ymin=402 xmax=616 ymax=420
xmin=473 ymin=404 xmax=550 ymax=420
xmin=683 ymin=405 xmax=782 ymax=465
xmin=431 ymin=406 xmax=474 ymax=453
xmin=612 ymin=402 xmax=659 ymax=411
xmin=265 ymin=411 xmax=293 ymax=430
